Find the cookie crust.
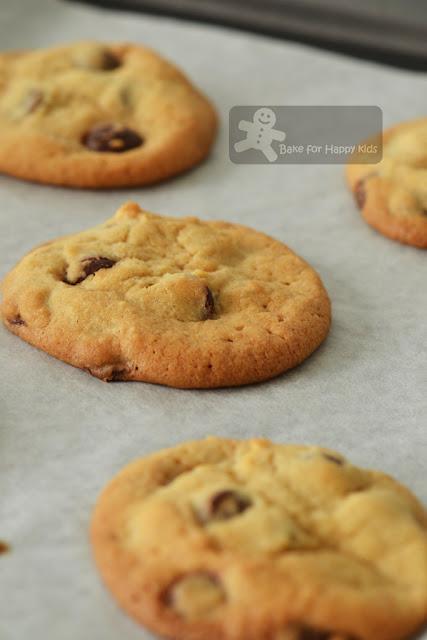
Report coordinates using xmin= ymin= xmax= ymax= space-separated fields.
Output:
xmin=346 ymin=118 xmax=427 ymax=248
xmin=0 ymin=202 xmax=330 ymax=388
xmin=91 ymin=437 xmax=427 ymax=640
xmin=0 ymin=42 xmax=217 ymax=188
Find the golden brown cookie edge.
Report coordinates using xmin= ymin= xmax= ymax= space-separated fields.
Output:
xmin=346 ymin=118 xmax=427 ymax=249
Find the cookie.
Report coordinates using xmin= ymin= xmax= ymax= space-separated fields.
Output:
xmin=0 ymin=202 xmax=330 ymax=388
xmin=0 ymin=41 xmax=217 ymax=188
xmin=347 ymin=118 xmax=427 ymax=248
xmin=91 ymin=437 xmax=427 ymax=640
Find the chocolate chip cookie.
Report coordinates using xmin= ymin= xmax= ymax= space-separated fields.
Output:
xmin=91 ymin=437 xmax=427 ymax=640
xmin=0 ymin=41 xmax=217 ymax=187
xmin=0 ymin=202 xmax=330 ymax=388
xmin=347 ymin=118 xmax=427 ymax=248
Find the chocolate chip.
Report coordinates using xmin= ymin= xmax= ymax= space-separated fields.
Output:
xmin=202 ymin=287 xmax=215 ymax=319
xmin=109 ymin=368 xmax=128 ymax=382
xmin=83 ymin=124 xmax=143 ymax=152
xmin=204 ymin=490 xmax=251 ymax=522
xmin=66 ymin=256 xmax=116 ymax=285
xmin=23 ymin=89 xmax=43 ymax=115
xmin=80 ymin=256 xmax=116 ymax=279
xmin=354 ymin=179 xmax=367 ymax=209
xmin=353 ymin=172 xmax=377 ymax=209
xmin=85 ymin=363 xmax=129 ymax=381
xmin=100 ymin=51 xmax=121 ymax=70
xmin=8 ymin=314 xmax=26 ymax=326
xmin=0 ymin=541 xmax=10 ymax=554
xmin=74 ymin=47 xmax=121 ymax=71
xmin=323 ymin=453 xmax=344 ymax=466
xmin=87 ymin=367 xmax=128 ymax=382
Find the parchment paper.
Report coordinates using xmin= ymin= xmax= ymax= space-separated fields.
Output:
xmin=0 ymin=1 xmax=426 ymax=639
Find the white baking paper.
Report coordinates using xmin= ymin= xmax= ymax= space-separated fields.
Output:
xmin=0 ymin=1 xmax=426 ymax=638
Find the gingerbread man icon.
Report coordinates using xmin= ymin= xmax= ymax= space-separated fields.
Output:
xmin=234 ymin=108 xmax=286 ymax=162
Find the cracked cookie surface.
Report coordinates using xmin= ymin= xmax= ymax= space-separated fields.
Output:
xmin=0 ymin=202 xmax=330 ymax=388
xmin=91 ymin=437 xmax=427 ymax=640
xmin=347 ymin=118 xmax=427 ymax=248
xmin=0 ymin=41 xmax=217 ymax=188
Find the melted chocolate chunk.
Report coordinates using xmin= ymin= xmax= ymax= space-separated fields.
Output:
xmin=79 ymin=256 xmax=116 ymax=279
xmin=0 ymin=541 xmax=10 ymax=554
xmin=100 ymin=51 xmax=121 ymax=70
xmin=8 ymin=314 xmax=26 ymax=326
xmin=83 ymin=124 xmax=143 ymax=153
xmin=85 ymin=363 xmax=129 ymax=382
xmin=202 ymin=287 xmax=215 ymax=319
xmin=109 ymin=368 xmax=129 ymax=382
xmin=66 ymin=256 xmax=116 ymax=285
xmin=353 ymin=172 xmax=377 ymax=209
xmin=354 ymin=179 xmax=367 ymax=209
xmin=74 ymin=47 xmax=121 ymax=71
xmin=205 ymin=490 xmax=251 ymax=522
